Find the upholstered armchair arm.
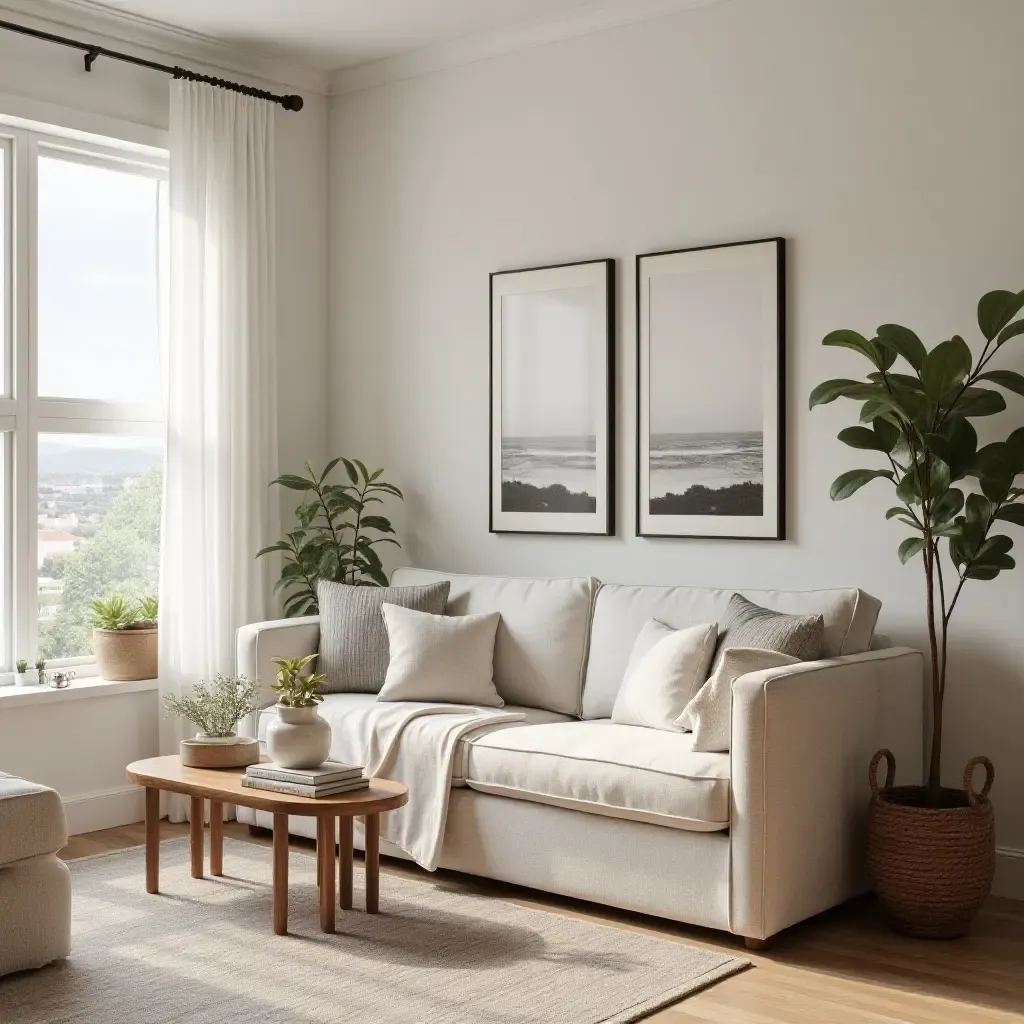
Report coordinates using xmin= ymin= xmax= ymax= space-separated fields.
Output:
xmin=729 ymin=647 xmax=924 ymax=942
xmin=235 ymin=616 xmax=321 ymax=727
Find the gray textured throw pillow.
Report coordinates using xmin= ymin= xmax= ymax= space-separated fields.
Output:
xmin=718 ymin=593 xmax=824 ymax=661
xmin=317 ymin=580 xmax=450 ymax=693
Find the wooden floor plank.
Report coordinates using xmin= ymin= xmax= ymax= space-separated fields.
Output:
xmin=61 ymin=821 xmax=1024 ymax=1024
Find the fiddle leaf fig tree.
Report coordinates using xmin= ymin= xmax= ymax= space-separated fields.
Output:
xmin=810 ymin=289 xmax=1024 ymax=799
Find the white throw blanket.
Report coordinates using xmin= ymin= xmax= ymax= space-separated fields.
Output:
xmin=329 ymin=702 xmax=525 ymax=870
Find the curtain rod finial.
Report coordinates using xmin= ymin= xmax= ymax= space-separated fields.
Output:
xmin=282 ymin=95 xmax=303 ymax=112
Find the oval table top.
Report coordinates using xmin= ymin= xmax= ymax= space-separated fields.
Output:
xmin=126 ymin=755 xmax=408 ymax=817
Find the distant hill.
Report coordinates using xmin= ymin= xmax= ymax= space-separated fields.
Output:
xmin=38 ymin=441 xmax=162 ymax=478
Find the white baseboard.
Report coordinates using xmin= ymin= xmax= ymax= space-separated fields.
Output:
xmin=63 ymin=785 xmax=144 ymax=836
xmin=994 ymin=846 xmax=1024 ymax=901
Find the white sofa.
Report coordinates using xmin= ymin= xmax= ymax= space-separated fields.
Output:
xmin=0 ymin=772 xmax=72 ymax=976
xmin=237 ymin=569 xmax=924 ymax=947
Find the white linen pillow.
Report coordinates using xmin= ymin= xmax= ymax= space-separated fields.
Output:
xmin=377 ymin=603 xmax=503 ymax=707
xmin=679 ymin=647 xmax=800 ymax=752
xmin=611 ymin=619 xmax=718 ymax=732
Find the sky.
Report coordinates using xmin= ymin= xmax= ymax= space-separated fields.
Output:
xmin=648 ymin=264 xmax=765 ymax=436
xmin=501 ymin=284 xmax=602 ymax=439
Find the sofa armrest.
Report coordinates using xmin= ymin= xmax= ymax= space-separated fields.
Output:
xmin=235 ymin=616 xmax=321 ymax=721
xmin=729 ymin=646 xmax=924 ymax=941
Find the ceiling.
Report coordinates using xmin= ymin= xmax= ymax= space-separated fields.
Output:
xmin=75 ymin=0 xmax=608 ymax=72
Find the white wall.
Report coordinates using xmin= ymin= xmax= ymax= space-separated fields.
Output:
xmin=328 ymin=0 xmax=1024 ymax=888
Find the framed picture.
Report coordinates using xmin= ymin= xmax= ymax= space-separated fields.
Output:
xmin=636 ymin=238 xmax=785 ymax=539
xmin=490 ymin=258 xmax=615 ymax=535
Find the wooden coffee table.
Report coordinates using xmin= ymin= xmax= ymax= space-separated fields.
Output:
xmin=126 ymin=756 xmax=408 ymax=935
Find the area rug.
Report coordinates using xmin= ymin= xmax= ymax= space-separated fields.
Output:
xmin=0 ymin=838 xmax=747 ymax=1024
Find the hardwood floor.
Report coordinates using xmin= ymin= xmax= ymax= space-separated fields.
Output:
xmin=62 ymin=822 xmax=1024 ymax=1023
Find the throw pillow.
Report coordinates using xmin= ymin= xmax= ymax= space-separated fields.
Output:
xmin=317 ymin=580 xmax=450 ymax=693
xmin=679 ymin=647 xmax=800 ymax=752
xmin=611 ymin=620 xmax=718 ymax=732
xmin=377 ymin=603 xmax=503 ymax=706
xmin=718 ymin=593 xmax=824 ymax=661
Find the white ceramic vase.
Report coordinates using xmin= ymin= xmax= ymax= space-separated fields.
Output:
xmin=14 ymin=672 xmax=31 ymax=687
xmin=265 ymin=704 xmax=331 ymax=769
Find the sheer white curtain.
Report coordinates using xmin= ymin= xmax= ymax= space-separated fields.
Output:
xmin=159 ymin=81 xmax=281 ymax=821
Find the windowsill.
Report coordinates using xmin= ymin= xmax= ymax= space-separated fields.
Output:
xmin=0 ymin=676 xmax=158 ymax=709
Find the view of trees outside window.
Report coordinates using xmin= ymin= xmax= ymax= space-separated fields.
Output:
xmin=38 ymin=435 xmax=163 ymax=660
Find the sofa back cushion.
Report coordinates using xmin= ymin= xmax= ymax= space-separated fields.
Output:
xmin=391 ymin=568 xmax=597 ymax=715
xmin=581 ymin=583 xmax=881 ymax=719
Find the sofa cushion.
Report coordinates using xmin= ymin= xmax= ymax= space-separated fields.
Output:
xmin=391 ymin=568 xmax=597 ymax=715
xmin=255 ymin=693 xmax=573 ymax=786
xmin=463 ymin=721 xmax=730 ymax=832
xmin=0 ymin=773 xmax=68 ymax=866
xmin=582 ymin=583 xmax=881 ymax=719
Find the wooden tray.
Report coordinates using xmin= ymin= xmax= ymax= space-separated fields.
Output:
xmin=179 ymin=738 xmax=260 ymax=769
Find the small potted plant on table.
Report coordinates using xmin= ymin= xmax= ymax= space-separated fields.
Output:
xmin=265 ymin=654 xmax=330 ymax=769
xmin=90 ymin=594 xmax=158 ymax=681
xmin=164 ymin=675 xmax=261 ymax=768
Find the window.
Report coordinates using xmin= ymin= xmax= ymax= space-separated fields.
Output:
xmin=0 ymin=124 xmax=167 ymax=672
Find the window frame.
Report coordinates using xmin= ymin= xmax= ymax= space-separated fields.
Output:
xmin=0 ymin=122 xmax=168 ymax=675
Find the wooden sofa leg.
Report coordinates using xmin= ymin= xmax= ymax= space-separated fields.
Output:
xmin=248 ymin=824 xmax=272 ymax=838
xmin=744 ymin=937 xmax=770 ymax=951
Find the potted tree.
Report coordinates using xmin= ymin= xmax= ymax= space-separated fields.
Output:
xmin=265 ymin=654 xmax=330 ymax=769
xmin=90 ymin=594 xmax=158 ymax=681
xmin=811 ymin=287 xmax=1024 ymax=937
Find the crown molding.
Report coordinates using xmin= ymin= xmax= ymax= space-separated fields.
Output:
xmin=0 ymin=0 xmax=329 ymax=96
xmin=330 ymin=0 xmax=727 ymax=96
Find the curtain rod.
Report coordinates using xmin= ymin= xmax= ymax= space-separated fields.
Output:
xmin=0 ymin=18 xmax=304 ymax=111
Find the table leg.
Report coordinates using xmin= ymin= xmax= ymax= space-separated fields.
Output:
xmin=273 ymin=812 xmax=288 ymax=935
xmin=318 ymin=816 xmax=336 ymax=933
xmin=145 ymin=786 xmax=160 ymax=894
xmin=209 ymin=800 xmax=223 ymax=876
xmin=365 ymin=813 xmax=380 ymax=914
xmin=316 ymin=831 xmax=323 ymax=889
xmin=338 ymin=816 xmax=353 ymax=910
xmin=190 ymin=796 xmax=204 ymax=879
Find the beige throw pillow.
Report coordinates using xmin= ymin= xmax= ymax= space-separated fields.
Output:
xmin=679 ymin=647 xmax=800 ymax=752
xmin=611 ymin=619 xmax=718 ymax=732
xmin=377 ymin=604 xmax=503 ymax=707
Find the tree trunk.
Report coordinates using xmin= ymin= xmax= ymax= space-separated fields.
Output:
xmin=924 ymin=543 xmax=942 ymax=800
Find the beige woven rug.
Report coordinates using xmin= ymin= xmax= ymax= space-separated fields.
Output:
xmin=1 ymin=838 xmax=747 ymax=1024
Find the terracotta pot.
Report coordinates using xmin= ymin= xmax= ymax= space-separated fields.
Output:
xmin=866 ymin=749 xmax=995 ymax=938
xmin=92 ymin=626 xmax=158 ymax=681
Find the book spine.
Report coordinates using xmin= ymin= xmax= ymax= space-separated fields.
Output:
xmin=246 ymin=767 xmax=362 ymax=786
xmin=241 ymin=777 xmax=368 ymax=798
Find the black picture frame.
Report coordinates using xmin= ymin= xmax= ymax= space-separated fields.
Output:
xmin=635 ymin=237 xmax=785 ymax=540
xmin=489 ymin=258 xmax=615 ymax=536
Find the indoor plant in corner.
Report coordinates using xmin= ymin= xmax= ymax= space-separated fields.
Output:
xmin=265 ymin=654 xmax=330 ymax=769
xmin=91 ymin=594 xmax=159 ymax=681
xmin=811 ymin=287 xmax=1024 ymax=937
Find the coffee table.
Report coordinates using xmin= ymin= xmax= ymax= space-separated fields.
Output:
xmin=126 ymin=756 xmax=408 ymax=935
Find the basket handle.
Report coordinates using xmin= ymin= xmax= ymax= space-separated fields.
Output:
xmin=963 ymin=756 xmax=994 ymax=806
xmin=868 ymin=748 xmax=895 ymax=796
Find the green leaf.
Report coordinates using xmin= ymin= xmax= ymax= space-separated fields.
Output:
xmin=977 ymin=369 xmax=1024 ymax=397
xmin=921 ymin=337 xmax=973 ymax=400
xmin=829 ymin=469 xmax=894 ymax=501
xmin=965 ymin=492 xmax=993 ymax=528
xmin=896 ymin=468 xmax=921 ymax=504
xmin=996 ymin=319 xmax=1024 ymax=347
xmin=1006 ymin=427 xmax=1024 ymax=471
xmin=823 ymin=330 xmax=886 ymax=368
xmin=271 ymin=474 xmax=314 ymax=491
xmin=873 ymin=418 xmax=901 ymax=453
xmin=995 ymin=504 xmax=1024 ymax=527
xmin=956 ymin=387 xmax=1007 ymax=418
xmin=885 ymin=506 xmax=911 ymax=520
xmin=255 ymin=542 xmax=291 ymax=559
xmin=868 ymin=371 xmax=925 ymax=392
xmin=809 ymin=379 xmax=874 ymax=409
xmin=965 ymin=564 xmax=1003 ymax=580
xmin=354 ymin=459 xmax=371 ymax=483
xmin=837 ymin=426 xmax=892 ymax=452
xmin=932 ymin=488 xmax=965 ymax=524
xmin=981 ymin=474 xmax=1014 ymax=503
xmin=859 ymin=399 xmax=902 ymax=426
xmin=340 ymin=458 xmax=359 ymax=484
xmin=978 ymin=289 xmax=1024 ymax=341
xmin=360 ymin=515 xmax=395 ymax=534
xmin=875 ymin=324 xmax=927 ymax=371
xmin=928 ymin=416 xmax=977 ymax=480
xmin=319 ymin=457 xmax=342 ymax=483
xmin=898 ymin=537 xmax=925 ymax=564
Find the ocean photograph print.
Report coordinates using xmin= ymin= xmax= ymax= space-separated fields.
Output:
xmin=636 ymin=238 xmax=785 ymax=539
xmin=490 ymin=258 xmax=614 ymax=535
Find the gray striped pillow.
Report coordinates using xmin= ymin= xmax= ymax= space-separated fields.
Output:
xmin=718 ymin=593 xmax=824 ymax=661
xmin=317 ymin=580 xmax=451 ymax=693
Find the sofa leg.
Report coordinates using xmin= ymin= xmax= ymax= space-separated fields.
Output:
xmin=248 ymin=825 xmax=272 ymax=838
xmin=744 ymin=937 xmax=770 ymax=951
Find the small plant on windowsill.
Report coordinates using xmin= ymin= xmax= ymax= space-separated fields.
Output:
xmin=34 ymin=657 xmax=46 ymax=685
xmin=265 ymin=654 xmax=331 ymax=770
xmin=14 ymin=659 xmax=30 ymax=687
xmin=90 ymin=593 xmax=159 ymax=682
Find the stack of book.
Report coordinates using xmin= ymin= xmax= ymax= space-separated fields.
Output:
xmin=241 ymin=761 xmax=368 ymax=798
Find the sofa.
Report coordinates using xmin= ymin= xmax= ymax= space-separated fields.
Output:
xmin=237 ymin=568 xmax=924 ymax=947
xmin=0 ymin=772 xmax=72 ymax=976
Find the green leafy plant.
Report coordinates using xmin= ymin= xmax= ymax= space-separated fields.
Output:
xmin=15 ymin=659 xmax=27 ymax=674
xmin=90 ymin=593 xmax=159 ymax=631
xmin=257 ymin=458 xmax=403 ymax=616
xmin=34 ymin=658 xmax=45 ymax=674
xmin=270 ymin=654 xmax=326 ymax=707
xmin=810 ymin=288 xmax=1024 ymax=800
xmin=163 ymin=675 xmax=260 ymax=737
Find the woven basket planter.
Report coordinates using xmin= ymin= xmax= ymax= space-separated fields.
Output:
xmin=93 ymin=626 xmax=158 ymax=681
xmin=866 ymin=748 xmax=995 ymax=938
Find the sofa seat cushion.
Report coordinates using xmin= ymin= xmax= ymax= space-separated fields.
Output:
xmin=255 ymin=694 xmax=573 ymax=786
xmin=0 ymin=773 xmax=67 ymax=866
xmin=463 ymin=721 xmax=730 ymax=832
